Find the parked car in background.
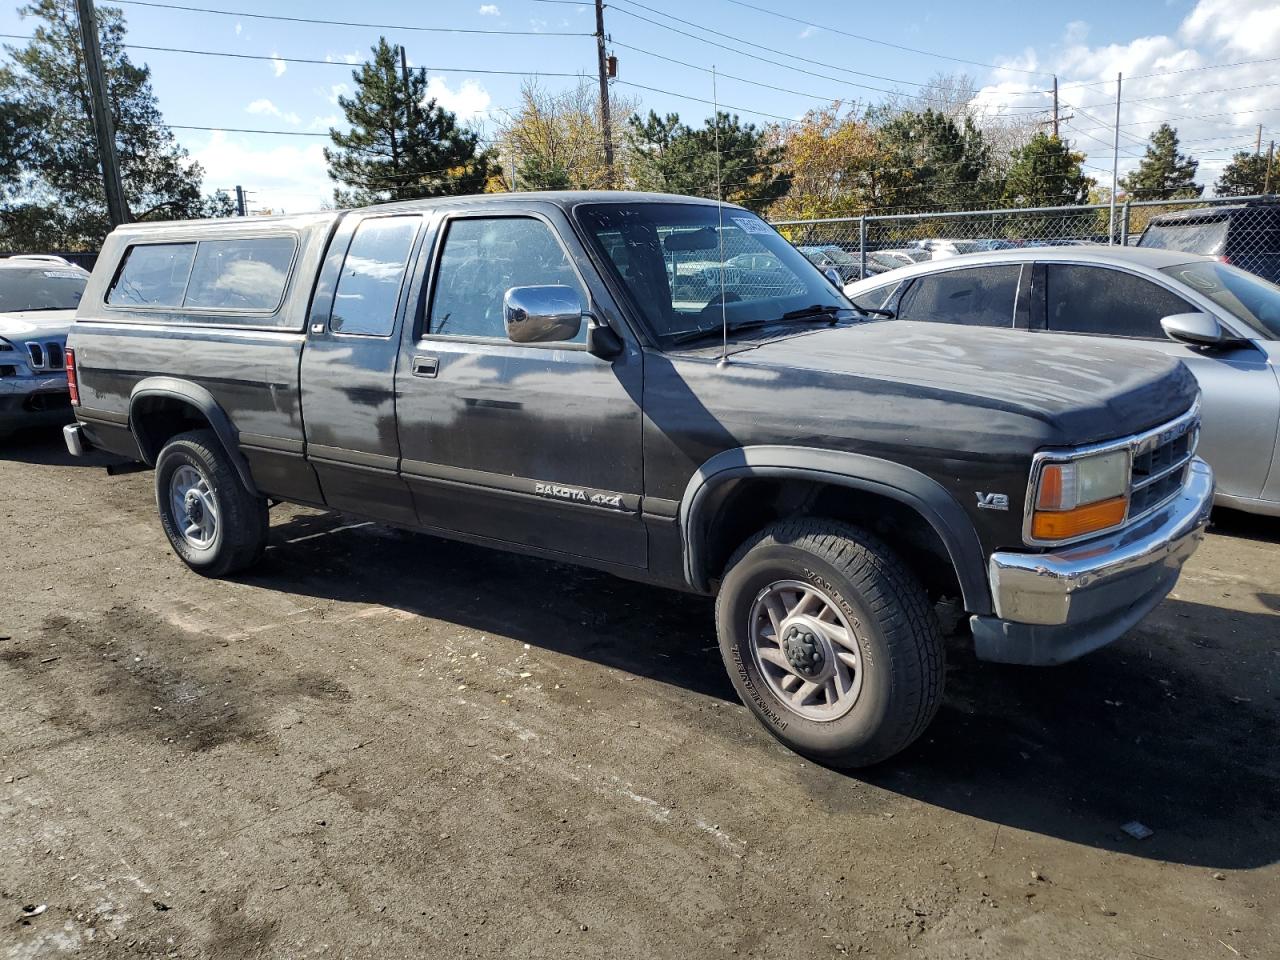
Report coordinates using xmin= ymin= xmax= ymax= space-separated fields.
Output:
xmin=0 ymin=255 xmax=89 ymax=436
xmin=846 ymin=245 xmax=1280 ymax=516
xmin=1138 ymin=199 xmax=1280 ymax=283
xmin=907 ymin=238 xmax=986 ymax=260
xmin=871 ymin=248 xmax=931 ymax=268
xmin=795 ymin=245 xmax=873 ymax=283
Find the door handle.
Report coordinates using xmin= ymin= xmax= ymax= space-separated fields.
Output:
xmin=412 ymin=355 xmax=439 ymax=378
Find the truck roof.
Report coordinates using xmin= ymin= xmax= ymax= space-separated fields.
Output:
xmin=103 ymin=191 xmax=736 ymax=240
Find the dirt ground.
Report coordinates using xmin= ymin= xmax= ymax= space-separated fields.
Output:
xmin=1 ymin=427 xmax=1277 ymax=960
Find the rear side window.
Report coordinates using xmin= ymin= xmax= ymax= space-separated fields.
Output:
xmin=330 ymin=217 xmax=421 ymax=337
xmin=184 ymin=237 xmax=296 ymax=311
xmin=850 ymin=282 xmax=898 ymax=311
xmin=896 ymin=265 xmax=1020 ymax=327
xmin=107 ymin=243 xmax=195 ymax=307
xmin=1139 ymin=219 xmax=1229 ymax=256
xmin=1045 ymin=265 xmax=1193 ymax=339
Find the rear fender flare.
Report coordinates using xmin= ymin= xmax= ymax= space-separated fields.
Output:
xmin=129 ymin=377 xmax=260 ymax=498
xmin=679 ymin=445 xmax=991 ymax=614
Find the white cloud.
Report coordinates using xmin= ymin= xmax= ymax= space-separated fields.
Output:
xmin=423 ymin=76 xmax=492 ymax=122
xmin=478 ymin=4 xmax=500 ymax=14
xmin=309 ymin=114 xmax=341 ymax=131
xmin=327 ymin=83 xmax=349 ymax=106
xmin=189 ymin=130 xmax=333 ymax=213
xmin=270 ymin=52 xmax=286 ymax=77
xmin=798 ymin=26 xmax=815 ymax=40
xmin=234 ymin=21 xmax=242 ymax=36
xmin=972 ymin=0 xmax=1280 ymax=195
xmin=246 ymin=98 xmax=301 ymax=126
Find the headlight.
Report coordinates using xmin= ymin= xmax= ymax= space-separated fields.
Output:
xmin=1029 ymin=449 xmax=1129 ymax=542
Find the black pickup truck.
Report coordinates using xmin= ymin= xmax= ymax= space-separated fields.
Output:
xmin=64 ymin=191 xmax=1213 ymax=766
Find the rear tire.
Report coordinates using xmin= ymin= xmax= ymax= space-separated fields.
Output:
xmin=154 ymin=429 xmax=268 ymax=576
xmin=715 ymin=518 xmax=944 ymax=768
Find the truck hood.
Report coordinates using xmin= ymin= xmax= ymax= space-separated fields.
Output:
xmin=731 ymin=321 xmax=1198 ymax=446
xmin=0 ymin=309 xmax=76 ymax=340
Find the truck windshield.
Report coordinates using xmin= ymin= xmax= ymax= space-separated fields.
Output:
xmin=575 ymin=202 xmax=852 ymax=345
xmin=0 ymin=266 xmax=87 ymax=312
xmin=1159 ymin=259 xmax=1280 ymax=339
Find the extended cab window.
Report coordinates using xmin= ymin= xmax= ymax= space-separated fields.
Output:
xmin=1045 ymin=264 xmax=1193 ymax=339
xmin=184 ymin=237 xmax=296 ymax=311
xmin=427 ymin=217 xmax=587 ymax=342
xmin=107 ymin=243 xmax=195 ymax=307
xmin=331 ymin=216 xmax=421 ymax=336
xmin=896 ymin=265 xmax=1020 ymax=327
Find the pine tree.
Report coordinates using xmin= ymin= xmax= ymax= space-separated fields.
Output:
xmin=0 ymin=0 xmax=206 ymax=250
xmin=1002 ymin=133 xmax=1091 ymax=206
xmin=624 ymin=111 xmax=788 ymax=211
xmin=325 ymin=38 xmax=493 ymax=207
xmin=1214 ymin=150 xmax=1271 ymax=197
xmin=1120 ymin=124 xmax=1202 ymax=200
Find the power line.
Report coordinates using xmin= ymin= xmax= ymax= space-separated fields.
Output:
xmin=715 ymin=0 xmax=1051 ymax=76
xmin=605 ymin=0 xmax=1049 ymax=109
xmin=1071 ymin=78 xmax=1280 ymax=112
xmin=114 ymin=0 xmax=593 ymax=36
xmin=1060 ymin=55 xmax=1280 ymax=89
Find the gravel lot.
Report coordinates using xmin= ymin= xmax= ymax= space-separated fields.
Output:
xmin=2 ymin=427 xmax=1277 ymax=959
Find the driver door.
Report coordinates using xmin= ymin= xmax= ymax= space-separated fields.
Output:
xmin=394 ymin=207 xmax=647 ymax=568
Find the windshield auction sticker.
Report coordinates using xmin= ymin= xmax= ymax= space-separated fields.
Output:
xmin=732 ymin=217 xmax=771 ymax=235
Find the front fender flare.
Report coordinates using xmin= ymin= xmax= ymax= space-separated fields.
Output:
xmin=129 ymin=377 xmax=260 ymax=498
xmin=679 ymin=445 xmax=992 ymax=615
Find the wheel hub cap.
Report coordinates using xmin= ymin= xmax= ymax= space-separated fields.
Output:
xmin=782 ymin=624 xmax=826 ymax=680
xmin=169 ymin=464 xmax=218 ymax=549
xmin=747 ymin=579 xmax=865 ymax=722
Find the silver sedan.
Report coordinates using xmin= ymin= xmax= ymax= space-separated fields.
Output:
xmin=844 ymin=246 xmax=1280 ymax=517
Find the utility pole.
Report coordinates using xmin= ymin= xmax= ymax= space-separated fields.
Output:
xmin=75 ymin=0 xmax=129 ymax=227
xmin=1256 ymin=124 xmax=1264 ymax=156
xmin=1266 ymin=141 xmax=1275 ymax=195
xmin=594 ymin=0 xmax=614 ymax=187
xmin=1052 ymin=76 xmax=1059 ymax=138
xmin=1109 ymin=72 xmax=1122 ymax=245
xmin=399 ymin=45 xmax=414 ymax=128
xmin=234 ymin=185 xmax=247 ymax=217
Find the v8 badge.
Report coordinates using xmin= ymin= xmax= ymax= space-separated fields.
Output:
xmin=975 ymin=492 xmax=1009 ymax=511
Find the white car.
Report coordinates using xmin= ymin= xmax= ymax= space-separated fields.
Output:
xmin=845 ymin=246 xmax=1280 ymax=517
xmin=0 ymin=256 xmax=90 ymax=436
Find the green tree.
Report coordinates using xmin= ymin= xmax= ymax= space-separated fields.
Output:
xmin=624 ymin=110 xmax=788 ymax=211
xmin=325 ymin=37 xmax=493 ymax=206
xmin=1002 ymin=133 xmax=1091 ymax=206
xmin=1214 ymin=150 xmax=1271 ymax=197
xmin=0 ymin=0 xmax=205 ymax=250
xmin=1120 ymin=123 xmax=1202 ymax=200
xmin=873 ymin=108 xmax=996 ymax=211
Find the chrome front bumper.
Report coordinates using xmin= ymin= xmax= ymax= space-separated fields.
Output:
xmin=971 ymin=458 xmax=1214 ymax=665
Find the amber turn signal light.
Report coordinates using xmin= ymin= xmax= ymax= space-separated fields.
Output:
xmin=1030 ymin=496 xmax=1127 ymax=541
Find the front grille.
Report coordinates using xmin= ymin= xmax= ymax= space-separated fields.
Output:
xmin=22 ymin=340 xmax=65 ymax=371
xmin=1128 ymin=413 xmax=1198 ymax=519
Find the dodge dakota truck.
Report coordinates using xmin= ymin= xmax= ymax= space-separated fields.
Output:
xmin=64 ymin=192 xmax=1213 ymax=767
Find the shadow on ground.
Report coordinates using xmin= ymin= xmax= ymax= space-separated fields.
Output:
xmin=0 ymin=424 xmax=124 ymax=468
xmin=241 ymin=510 xmax=1280 ymax=871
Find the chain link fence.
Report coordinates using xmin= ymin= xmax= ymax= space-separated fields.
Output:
xmin=770 ymin=195 xmax=1280 ymax=285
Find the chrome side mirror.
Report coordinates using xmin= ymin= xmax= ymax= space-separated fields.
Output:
xmin=1160 ymin=312 xmax=1230 ymax=347
xmin=503 ymin=285 xmax=583 ymax=344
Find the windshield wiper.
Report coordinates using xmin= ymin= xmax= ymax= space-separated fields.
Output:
xmin=669 ymin=307 xmax=853 ymax=345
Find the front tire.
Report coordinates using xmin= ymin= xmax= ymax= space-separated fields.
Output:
xmin=715 ymin=518 xmax=944 ymax=768
xmin=154 ymin=429 xmax=268 ymax=577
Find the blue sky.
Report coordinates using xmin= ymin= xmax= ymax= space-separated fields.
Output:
xmin=4 ymin=0 xmax=1277 ymax=211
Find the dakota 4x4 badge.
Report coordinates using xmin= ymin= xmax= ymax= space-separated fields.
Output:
xmin=975 ymin=492 xmax=1010 ymax=511
xmin=533 ymin=481 xmax=630 ymax=512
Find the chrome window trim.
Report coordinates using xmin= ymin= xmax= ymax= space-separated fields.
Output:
xmin=1021 ymin=398 xmax=1202 ymax=548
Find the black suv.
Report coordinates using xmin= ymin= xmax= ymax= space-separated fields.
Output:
xmin=1139 ymin=199 xmax=1280 ymax=282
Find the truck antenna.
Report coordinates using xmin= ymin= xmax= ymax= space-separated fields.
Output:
xmin=713 ymin=65 xmax=728 ymax=367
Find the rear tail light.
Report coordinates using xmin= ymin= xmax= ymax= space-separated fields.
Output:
xmin=65 ymin=347 xmax=80 ymax=406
